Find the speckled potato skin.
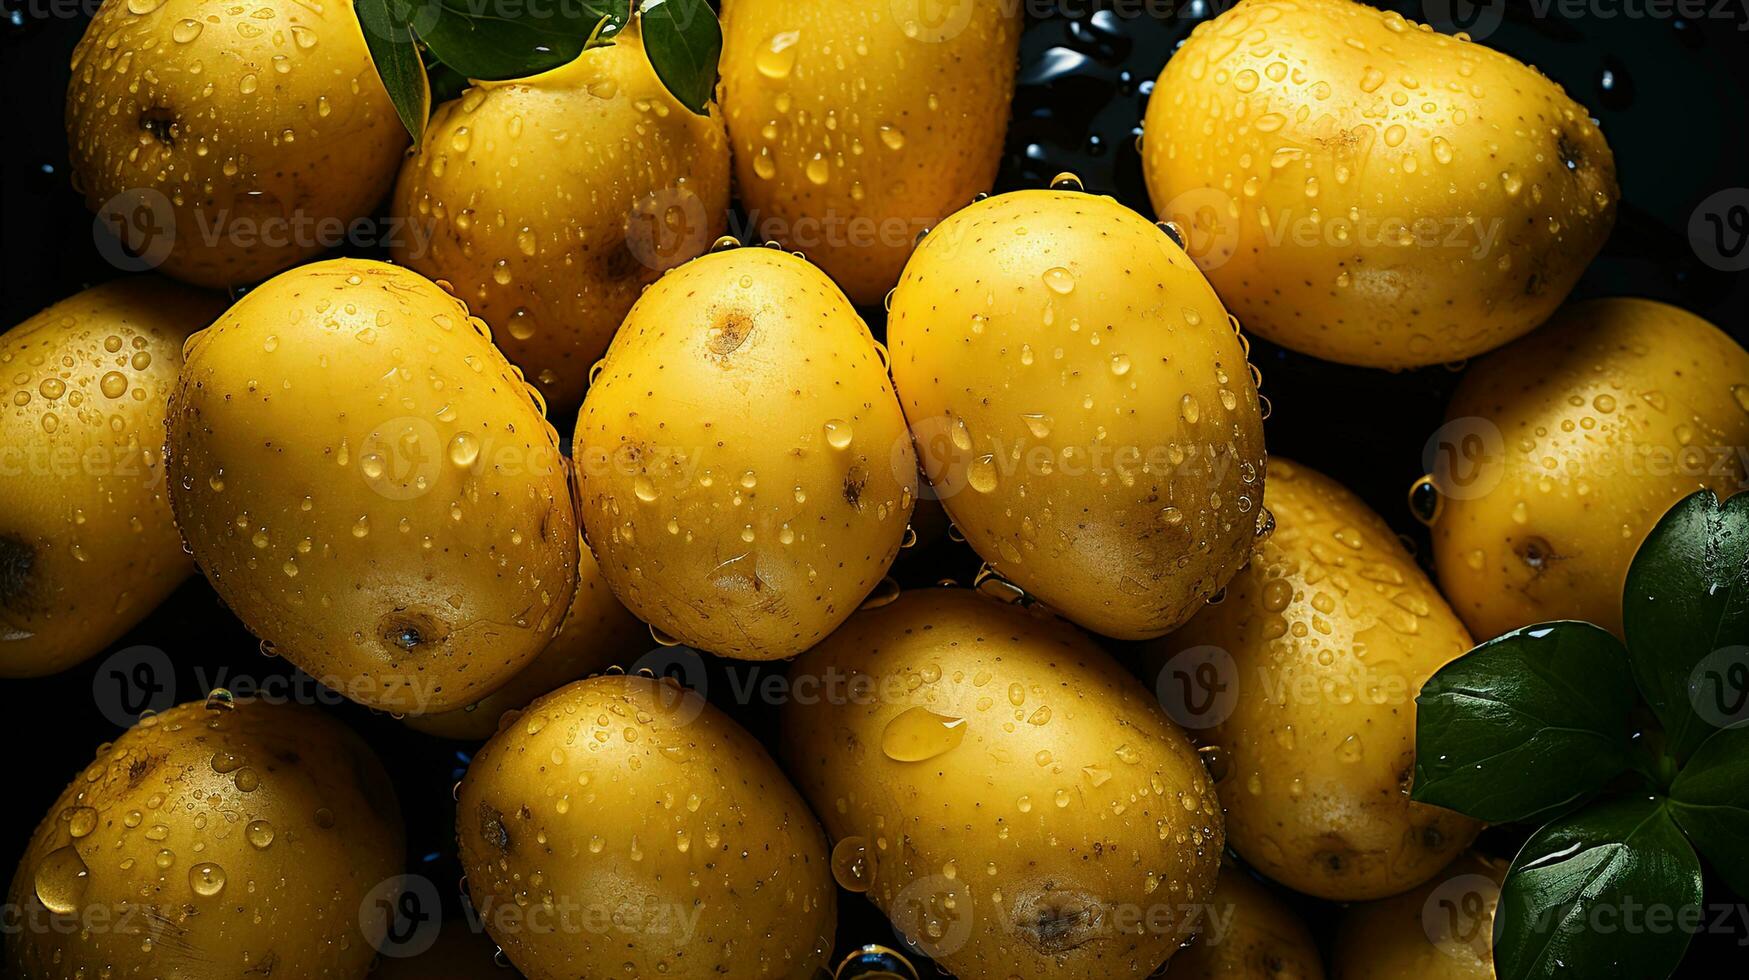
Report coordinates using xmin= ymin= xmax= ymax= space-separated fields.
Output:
xmin=1 ymin=279 xmax=224 ymax=678
xmin=6 ymin=697 xmax=403 ymax=980
xmin=167 ymin=259 xmax=577 ymax=714
xmin=888 ymin=190 xmax=1267 ymax=640
xmin=391 ymin=24 xmax=731 ymax=416
xmin=574 ymin=246 xmax=916 ymax=660
xmin=1331 ymin=852 xmax=1506 ymax=980
xmin=780 ymin=589 xmax=1223 ymax=980
xmin=1147 ymin=460 xmax=1480 ymax=901
xmin=1431 ymin=298 xmax=1749 ymax=641
xmin=1172 ymin=864 xmax=1325 ymax=980
xmin=720 ymin=0 xmax=1019 ymax=304
xmin=456 ymin=674 xmax=836 ymax=979
xmin=1142 ymin=0 xmax=1617 ymax=368
xmin=66 ymin=0 xmax=406 ymax=289
xmin=405 ymin=536 xmax=649 ymax=740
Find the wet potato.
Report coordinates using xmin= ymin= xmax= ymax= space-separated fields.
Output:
xmin=1171 ymin=863 xmax=1325 ymax=980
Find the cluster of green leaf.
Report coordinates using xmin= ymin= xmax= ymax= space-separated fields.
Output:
xmin=1414 ymin=489 xmax=1747 ymax=979
xmin=355 ymin=0 xmax=722 ymax=142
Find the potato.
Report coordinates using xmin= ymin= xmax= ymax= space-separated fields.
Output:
xmin=6 ymin=695 xmax=403 ymax=979
xmin=720 ymin=0 xmax=1019 ymax=303
xmin=1171 ymin=864 xmax=1324 ymax=979
xmin=2 ymin=278 xmax=224 ymax=678
xmin=574 ymin=245 xmax=915 ymax=660
xmin=887 ymin=189 xmax=1267 ymax=640
xmin=1145 ymin=459 xmax=1480 ymax=901
xmin=405 ymin=536 xmax=649 ymax=740
xmin=67 ymin=0 xmax=405 ymax=288
xmin=167 ymin=258 xmax=577 ymax=714
xmin=1430 ymin=298 xmax=1749 ymax=640
xmin=455 ymin=674 xmax=835 ymax=979
xmin=391 ymin=22 xmax=731 ymax=416
xmin=1142 ymin=0 xmax=1617 ymax=368
xmin=1331 ymin=852 xmax=1506 ymax=980
xmin=780 ymin=588 xmax=1223 ymax=980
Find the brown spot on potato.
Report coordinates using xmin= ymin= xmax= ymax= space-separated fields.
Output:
xmin=0 ymin=533 xmax=35 ymax=612
xmin=1013 ymin=888 xmax=1105 ymax=954
xmin=139 ymin=107 xmax=177 ymax=148
xmin=479 ymin=803 xmax=511 ymax=853
xmin=708 ymin=309 xmax=753 ymax=355
xmin=1515 ymin=535 xmax=1559 ymax=573
xmin=843 ymin=466 xmax=867 ymax=510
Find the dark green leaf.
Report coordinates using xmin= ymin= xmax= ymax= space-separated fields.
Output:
xmin=1669 ymin=725 xmax=1749 ymax=897
xmin=417 ymin=0 xmax=629 ymax=81
xmin=1413 ymin=622 xmax=1637 ymax=823
xmin=424 ymin=60 xmax=471 ymax=106
xmin=1622 ymin=490 xmax=1749 ymax=762
xmin=1496 ymin=795 xmax=1702 ymax=980
xmin=640 ymin=0 xmax=722 ymax=113
xmin=357 ymin=0 xmax=433 ymax=142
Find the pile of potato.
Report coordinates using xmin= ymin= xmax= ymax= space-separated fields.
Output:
xmin=4 ymin=0 xmax=1745 ymax=978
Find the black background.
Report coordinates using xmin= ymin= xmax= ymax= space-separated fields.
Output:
xmin=3 ymin=0 xmax=1747 ymax=976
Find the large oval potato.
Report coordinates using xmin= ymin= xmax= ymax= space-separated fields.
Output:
xmin=1171 ymin=863 xmax=1325 ymax=979
xmin=392 ymin=22 xmax=731 ymax=415
xmin=1430 ymin=298 xmax=1749 ymax=640
xmin=167 ymin=258 xmax=577 ymax=714
xmin=1143 ymin=0 xmax=1617 ymax=367
xmin=1146 ymin=460 xmax=1480 ymax=901
xmin=781 ymin=588 xmax=1223 ymax=979
xmin=67 ymin=0 xmax=406 ymax=288
xmin=575 ymin=246 xmax=915 ymax=660
xmin=6 ymin=696 xmax=403 ymax=979
xmin=720 ymin=0 xmax=1019 ymax=303
xmin=456 ymin=674 xmax=835 ymax=979
xmin=888 ymin=189 xmax=1267 ymax=640
xmin=2 ymin=278 xmax=224 ymax=678
xmin=1331 ymin=852 xmax=1506 ymax=980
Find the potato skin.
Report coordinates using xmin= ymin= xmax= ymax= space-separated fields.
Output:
xmin=6 ymin=697 xmax=403 ymax=980
xmin=888 ymin=189 xmax=1267 ymax=640
xmin=66 ymin=0 xmax=406 ymax=288
xmin=391 ymin=24 xmax=731 ymax=416
xmin=1331 ymin=852 xmax=1506 ymax=980
xmin=1171 ymin=864 xmax=1325 ymax=980
xmin=1 ymin=279 xmax=224 ymax=677
xmin=455 ymin=674 xmax=835 ymax=979
xmin=1431 ymin=298 xmax=1749 ymax=641
xmin=574 ymin=246 xmax=916 ymax=660
xmin=167 ymin=259 xmax=577 ymax=714
xmin=1142 ymin=0 xmax=1617 ymax=368
xmin=1147 ymin=460 xmax=1480 ymax=901
xmin=780 ymin=589 xmax=1223 ymax=980
xmin=720 ymin=0 xmax=1019 ymax=303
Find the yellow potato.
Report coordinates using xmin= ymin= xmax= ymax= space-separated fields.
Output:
xmin=67 ymin=0 xmax=406 ymax=288
xmin=405 ymin=536 xmax=649 ymax=740
xmin=6 ymin=696 xmax=403 ymax=979
xmin=574 ymin=246 xmax=915 ymax=660
xmin=1146 ymin=459 xmax=1480 ymax=901
xmin=887 ymin=189 xmax=1267 ymax=640
xmin=1331 ymin=852 xmax=1506 ymax=980
xmin=392 ymin=22 xmax=731 ymax=416
xmin=720 ymin=0 xmax=1020 ymax=303
xmin=456 ymin=674 xmax=835 ymax=979
xmin=1142 ymin=0 xmax=1617 ymax=367
xmin=780 ymin=588 xmax=1223 ymax=980
xmin=1172 ymin=864 xmax=1325 ymax=979
xmin=167 ymin=258 xmax=577 ymax=714
xmin=1430 ymin=298 xmax=1749 ymax=640
xmin=1 ymin=278 xmax=224 ymax=678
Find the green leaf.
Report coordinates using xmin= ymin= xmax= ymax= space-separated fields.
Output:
xmin=1669 ymin=725 xmax=1749 ymax=898
xmin=640 ymin=0 xmax=722 ymax=114
xmin=1496 ymin=795 xmax=1702 ymax=980
xmin=1622 ymin=490 xmax=1749 ymax=762
xmin=417 ymin=0 xmax=629 ymax=81
xmin=1413 ymin=622 xmax=1638 ymax=823
xmin=357 ymin=0 xmax=433 ymax=143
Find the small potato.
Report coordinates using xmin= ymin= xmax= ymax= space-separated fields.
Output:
xmin=6 ymin=696 xmax=403 ymax=979
xmin=167 ymin=259 xmax=577 ymax=714
xmin=1171 ymin=864 xmax=1325 ymax=979
xmin=575 ymin=246 xmax=915 ymax=660
xmin=1146 ymin=460 xmax=1480 ymax=901
xmin=2 ymin=278 xmax=225 ymax=678
xmin=781 ymin=588 xmax=1223 ymax=980
xmin=456 ymin=674 xmax=835 ymax=979
xmin=1430 ymin=298 xmax=1749 ymax=640
xmin=1331 ymin=852 xmax=1507 ymax=980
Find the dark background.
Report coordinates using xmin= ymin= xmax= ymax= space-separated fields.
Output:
xmin=3 ymin=0 xmax=1746 ymax=976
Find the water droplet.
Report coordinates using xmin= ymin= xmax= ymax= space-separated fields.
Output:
xmin=34 ymin=846 xmax=89 ymax=915
xmin=831 ymin=836 xmax=871 ymax=893
xmin=881 ymin=707 xmax=967 ymax=762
